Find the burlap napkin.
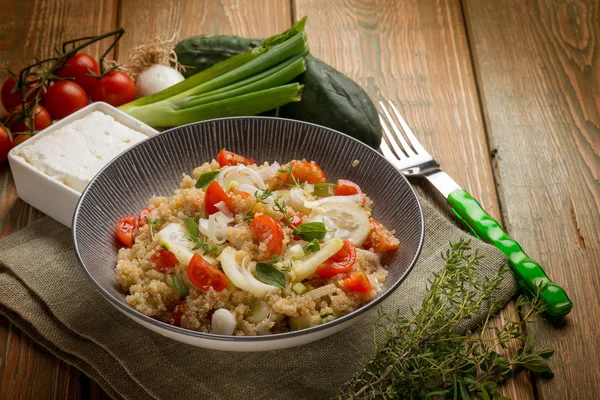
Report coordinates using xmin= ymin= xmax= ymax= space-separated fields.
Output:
xmin=0 ymin=197 xmax=517 ymax=400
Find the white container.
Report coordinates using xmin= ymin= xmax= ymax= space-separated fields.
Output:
xmin=8 ymin=102 xmax=158 ymax=228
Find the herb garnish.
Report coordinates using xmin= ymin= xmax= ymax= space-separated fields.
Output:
xmin=273 ymin=196 xmax=291 ymax=226
xmin=168 ymin=274 xmax=189 ymax=297
xmin=183 ymin=217 xmax=220 ymax=256
xmin=195 ymin=170 xmax=220 ymax=188
xmin=144 ymin=217 xmax=164 ymax=241
xmin=278 ymin=164 xmax=302 ymax=188
xmin=303 ymin=238 xmax=321 ymax=253
xmin=256 ymin=262 xmax=286 ymax=289
xmin=242 ymin=189 xmax=273 ymax=222
xmin=340 ymin=239 xmax=554 ymax=400
xmin=293 ymin=222 xmax=328 ymax=242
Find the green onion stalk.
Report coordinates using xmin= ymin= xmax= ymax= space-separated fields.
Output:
xmin=119 ymin=18 xmax=309 ymax=127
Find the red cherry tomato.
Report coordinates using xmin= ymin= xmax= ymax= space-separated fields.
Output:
xmin=204 ymin=181 xmax=233 ymax=215
xmin=1 ymin=76 xmax=45 ymax=110
xmin=0 ymin=125 xmax=12 ymax=164
xmin=8 ymin=104 xmax=51 ymax=133
xmin=116 ymin=215 xmax=136 ymax=248
xmin=334 ymin=179 xmax=365 ymax=204
xmin=316 ymin=239 xmax=357 ymax=278
xmin=169 ymin=301 xmax=187 ymax=326
xmin=343 ymin=271 xmax=372 ymax=293
xmin=56 ymin=53 xmax=100 ymax=94
xmin=250 ymin=214 xmax=284 ymax=256
xmin=138 ymin=208 xmax=151 ymax=227
xmin=362 ymin=219 xmax=399 ymax=252
xmin=284 ymin=213 xmax=303 ymax=240
xmin=187 ymin=253 xmax=230 ymax=291
xmin=151 ymin=248 xmax=178 ymax=273
xmin=44 ymin=81 xmax=88 ymax=120
xmin=91 ymin=71 xmax=136 ymax=107
xmin=280 ymin=161 xmax=326 ymax=184
xmin=217 ymin=148 xmax=255 ymax=167
xmin=11 ymin=133 xmax=31 ymax=148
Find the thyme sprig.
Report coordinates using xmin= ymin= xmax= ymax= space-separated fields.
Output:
xmin=273 ymin=196 xmax=291 ymax=226
xmin=278 ymin=164 xmax=302 ymax=188
xmin=144 ymin=217 xmax=163 ymax=241
xmin=242 ymin=189 xmax=273 ymax=222
xmin=341 ymin=239 xmax=554 ymax=400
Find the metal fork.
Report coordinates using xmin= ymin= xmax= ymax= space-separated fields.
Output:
xmin=378 ymin=99 xmax=572 ymax=317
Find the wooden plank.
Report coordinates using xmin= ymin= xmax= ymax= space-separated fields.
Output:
xmin=462 ymin=0 xmax=600 ymax=398
xmin=0 ymin=0 xmax=118 ymax=399
xmin=292 ymin=0 xmax=535 ymax=398
xmin=116 ymin=0 xmax=292 ymax=62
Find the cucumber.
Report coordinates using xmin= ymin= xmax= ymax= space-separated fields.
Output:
xmin=308 ymin=202 xmax=371 ymax=247
xmin=174 ymin=35 xmax=382 ymax=148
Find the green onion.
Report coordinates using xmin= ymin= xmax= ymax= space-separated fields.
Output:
xmin=119 ymin=18 xmax=309 ymax=127
xmin=292 ymin=282 xmax=307 ymax=295
xmin=313 ymin=183 xmax=336 ymax=197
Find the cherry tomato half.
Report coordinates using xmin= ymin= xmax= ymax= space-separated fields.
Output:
xmin=0 ymin=125 xmax=12 ymax=164
xmin=116 ymin=215 xmax=136 ymax=248
xmin=151 ymin=248 xmax=178 ymax=273
xmin=362 ymin=219 xmax=399 ymax=252
xmin=1 ymin=76 xmax=45 ymax=110
xmin=138 ymin=208 xmax=151 ymax=227
xmin=56 ymin=53 xmax=100 ymax=94
xmin=280 ymin=161 xmax=326 ymax=184
xmin=91 ymin=71 xmax=136 ymax=107
xmin=204 ymin=180 xmax=233 ymax=215
xmin=343 ymin=271 xmax=372 ymax=293
xmin=8 ymin=104 xmax=51 ymax=133
xmin=217 ymin=148 xmax=255 ymax=167
xmin=250 ymin=214 xmax=285 ymax=256
xmin=169 ymin=301 xmax=187 ymax=326
xmin=187 ymin=253 xmax=230 ymax=291
xmin=334 ymin=179 xmax=365 ymax=204
xmin=316 ymin=239 xmax=357 ymax=278
xmin=44 ymin=81 xmax=88 ymax=120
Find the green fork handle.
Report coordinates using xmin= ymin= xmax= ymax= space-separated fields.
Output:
xmin=447 ymin=189 xmax=572 ymax=317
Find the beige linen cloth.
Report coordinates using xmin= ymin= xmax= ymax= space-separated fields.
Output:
xmin=0 ymin=198 xmax=517 ymax=400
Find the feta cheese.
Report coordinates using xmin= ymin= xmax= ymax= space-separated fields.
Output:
xmin=17 ymin=111 xmax=148 ymax=192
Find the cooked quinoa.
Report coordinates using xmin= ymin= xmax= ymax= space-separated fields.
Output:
xmin=115 ymin=151 xmax=399 ymax=336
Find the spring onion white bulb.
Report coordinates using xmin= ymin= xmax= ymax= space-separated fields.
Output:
xmin=198 ymin=211 xmax=233 ymax=244
xmin=136 ymin=64 xmax=185 ymax=98
xmin=218 ymin=166 xmax=266 ymax=190
xmin=257 ymin=162 xmax=281 ymax=180
xmin=211 ymin=309 xmax=236 ymax=335
xmin=288 ymin=187 xmax=315 ymax=214
xmin=219 ymin=247 xmax=279 ymax=297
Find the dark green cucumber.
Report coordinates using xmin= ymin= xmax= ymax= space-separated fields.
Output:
xmin=174 ymin=35 xmax=382 ymax=148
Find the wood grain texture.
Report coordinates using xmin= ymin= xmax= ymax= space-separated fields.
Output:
xmin=115 ymin=0 xmax=292 ymax=62
xmin=462 ymin=0 xmax=600 ymax=398
xmin=0 ymin=0 xmax=118 ymax=399
xmin=292 ymin=0 xmax=534 ymax=398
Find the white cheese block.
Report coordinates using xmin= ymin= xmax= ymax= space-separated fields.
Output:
xmin=17 ymin=111 xmax=147 ymax=192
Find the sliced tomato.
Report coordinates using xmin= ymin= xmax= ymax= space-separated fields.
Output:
xmin=230 ymin=188 xmax=251 ymax=199
xmin=281 ymin=161 xmax=327 ymax=184
xmin=250 ymin=214 xmax=284 ymax=256
xmin=204 ymin=180 xmax=233 ymax=215
xmin=187 ymin=253 xmax=230 ymax=291
xmin=169 ymin=301 xmax=187 ymax=327
xmin=334 ymin=179 xmax=365 ymax=204
xmin=217 ymin=148 xmax=255 ymax=167
xmin=138 ymin=207 xmax=151 ymax=227
xmin=316 ymin=239 xmax=357 ymax=278
xmin=116 ymin=215 xmax=136 ymax=248
xmin=284 ymin=213 xmax=303 ymax=240
xmin=343 ymin=271 xmax=372 ymax=293
xmin=362 ymin=219 xmax=400 ymax=252
xmin=151 ymin=248 xmax=178 ymax=273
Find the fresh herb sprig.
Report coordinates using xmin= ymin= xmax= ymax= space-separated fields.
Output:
xmin=274 ymin=196 xmax=292 ymax=226
xmin=144 ymin=217 xmax=164 ymax=241
xmin=242 ymin=189 xmax=273 ymax=222
xmin=279 ymin=164 xmax=302 ymax=188
xmin=340 ymin=239 xmax=554 ymax=400
xmin=183 ymin=217 xmax=220 ymax=256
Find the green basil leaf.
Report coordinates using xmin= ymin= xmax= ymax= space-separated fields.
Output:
xmin=184 ymin=217 xmax=199 ymax=238
xmin=195 ymin=170 xmax=220 ymax=189
xmin=292 ymin=222 xmax=327 ymax=241
xmin=303 ymin=238 xmax=320 ymax=253
xmin=256 ymin=263 xmax=286 ymax=289
xmin=168 ymin=274 xmax=189 ymax=297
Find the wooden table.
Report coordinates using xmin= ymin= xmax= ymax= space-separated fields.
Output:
xmin=1 ymin=0 xmax=598 ymax=398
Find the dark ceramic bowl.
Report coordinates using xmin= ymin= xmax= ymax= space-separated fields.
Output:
xmin=72 ymin=117 xmax=423 ymax=351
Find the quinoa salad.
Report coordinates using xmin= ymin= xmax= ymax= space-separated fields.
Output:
xmin=114 ymin=149 xmax=400 ymax=336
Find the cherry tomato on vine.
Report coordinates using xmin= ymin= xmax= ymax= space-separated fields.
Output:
xmin=56 ymin=53 xmax=100 ymax=94
xmin=0 ymin=125 xmax=12 ymax=164
xmin=44 ymin=81 xmax=88 ymax=120
xmin=1 ymin=76 xmax=45 ymax=110
xmin=8 ymin=105 xmax=51 ymax=133
xmin=11 ymin=134 xmax=32 ymax=148
xmin=91 ymin=71 xmax=136 ymax=107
